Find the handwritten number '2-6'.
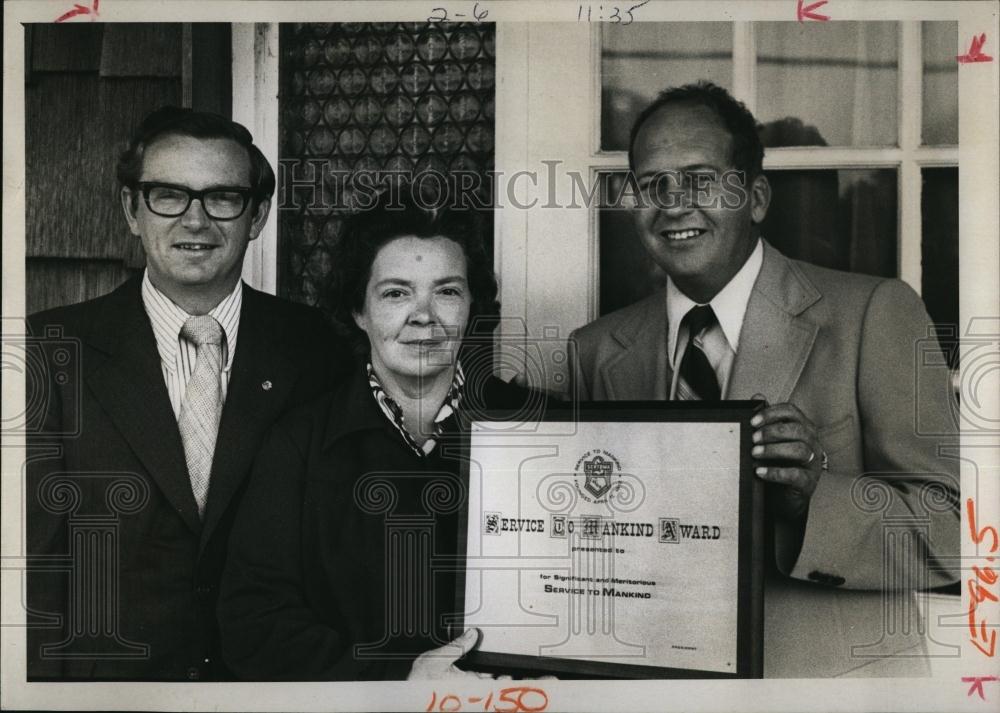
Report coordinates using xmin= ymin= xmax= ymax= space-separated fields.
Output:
xmin=428 ymin=3 xmax=489 ymax=23
xmin=578 ymin=1 xmax=651 ymax=26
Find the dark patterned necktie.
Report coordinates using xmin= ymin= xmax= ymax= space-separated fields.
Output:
xmin=677 ymin=305 xmax=721 ymax=401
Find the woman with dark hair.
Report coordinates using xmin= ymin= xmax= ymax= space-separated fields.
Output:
xmin=218 ymin=190 xmax=546 ymax=680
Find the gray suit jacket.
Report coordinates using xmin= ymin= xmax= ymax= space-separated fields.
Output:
xmin=570 ymin=242 xmax=960 ymax=677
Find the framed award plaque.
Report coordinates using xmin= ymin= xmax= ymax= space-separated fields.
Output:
xmin=454 ymin=401 xmax=765 ymax=679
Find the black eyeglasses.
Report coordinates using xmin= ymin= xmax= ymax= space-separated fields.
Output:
xmin=136 ymin=182 xmax=254 ymax=221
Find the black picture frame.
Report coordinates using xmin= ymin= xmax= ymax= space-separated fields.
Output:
xmin=452 ymin=399 xmax=765 ymax=679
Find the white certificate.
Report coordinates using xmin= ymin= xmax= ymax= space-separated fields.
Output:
xmin=460 ymin=406 xmax=763 ymax=678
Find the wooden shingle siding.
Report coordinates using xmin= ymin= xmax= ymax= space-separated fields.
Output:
xmin=26 ymin=73 xmax=180 ymax=262
xmin=99 ymin=24 xmax=184 ymax=78
xmin=29 ymin=24 xmax=103 ymax=73
xmin=26 ymin=259 xmax=139 ymax=316
xmin=25 ymin=23 xmax=184 ymax=313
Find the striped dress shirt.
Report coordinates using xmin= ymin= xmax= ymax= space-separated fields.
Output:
xmin=665 ymin=238 xmax=764 ymax=399
xmin=141 ymin=271 xmax=242 ymax=419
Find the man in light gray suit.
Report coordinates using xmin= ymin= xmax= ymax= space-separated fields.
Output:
xmin=570 ymin=82 xmax=960 ymax=677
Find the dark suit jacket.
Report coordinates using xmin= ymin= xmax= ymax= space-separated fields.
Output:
xmin=26 ymin=276 xmax=351 ymax=680
xmin=570 ymin=242 xmax=960 ymax=677
xmin=218 ymin=364 xmax=548 ymax=680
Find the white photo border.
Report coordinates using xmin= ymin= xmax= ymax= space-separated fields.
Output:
xmin=3 ymin=1 xmax=998 ymax=711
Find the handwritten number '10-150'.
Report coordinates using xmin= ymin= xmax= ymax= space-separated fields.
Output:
xmin=426 ymin=687 xmax=548 ymax=713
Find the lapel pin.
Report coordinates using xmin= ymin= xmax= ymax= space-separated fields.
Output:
xmin=261 ymin=380 xmax=273 ymax=391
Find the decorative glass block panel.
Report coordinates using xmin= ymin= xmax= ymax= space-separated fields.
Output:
xmin=369 ymin=126 xmax=398 ymax=155
xmin=922 ymin=22 xmax=958 ymax=146
xmin=369 ymin=66 xmax=400 ymax=94
xmin=401 ymin=64 xmax=432 ymax=94
xmin=324 ymin=98 xmax=352 ymax=127
xmin=417 ymin=31 xmax=448 ymax=62
xmin=339 ymin=67 xmax=367 ymax=95
xmin=467 ymin=60 xmax=495 ymax=91
xmin=597 ymin=169 xmax=898 ymax=316
xmin=352 ymin=96 xmax=383 ymax=125
xmin=601 ymin=23 xmax=732 ymax=152
xmin=385 ymin=33 xmax=415 ymax=64
xmin=384 ymin=95 xmax=415 ymax=126
xmin=303 ymin=39 xmax=321 ymax=66
xmin=352 ymin=35 xmax=382 ymax=65
xmin=433 ymin=124 xmax=465 ymax=153
xmin=307 ymin=68 xmax=336 ymax=95
xmin=450 ymin=30 xmax=482 ymax=61
xmin=279 ymin=23 xmax=496 ymax=311
xmin=308 ymin=127 xmax=336 ymax=154
xmin=466 ymin=124 xmax=493 ymax=153
xmin=400 ymin=125 xmax=432 ymax=155
xmin=433 ymin=62 xmax=465 ymax=92
xmin=299 ymin=99 xmax=321 ymax=128
xmin=416 ymin=94 xmax=449 ymax=124
xmin=756 ymin=22 xmax=898 ymax=147
xmin=451 ymin=92 xmax=481 ymax=122
xmin=324 ymin=37 xmax=351 ymax=65
xmin=337 ymin=127 xmax=366 ymax=155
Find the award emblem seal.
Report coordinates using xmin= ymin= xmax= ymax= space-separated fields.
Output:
xmin=573 ymin=449 xmax=623 ymax=503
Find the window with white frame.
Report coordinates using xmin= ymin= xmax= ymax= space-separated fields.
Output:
xmin=597 ymin=21 xmax=958 ymax=335
xmin=234 ymin=20 xmax=971 ymax=388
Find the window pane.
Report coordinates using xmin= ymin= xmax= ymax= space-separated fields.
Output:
xmin=597 ymin=169 xmax=897 ymax=316
xmin=598 ymin=173 xmax=666 ymax=315
xmin=601 ymin=23 xmax=732 ymax=152
xmin=921 ymin=168 xmax=958 ymax=359
xmin=922 ymin=22 xmax=958 ymax=145
xmin=756 ymin=22 xmax=898 ymax=147
xmin=761 ymin=169 xmax=897 ymax=277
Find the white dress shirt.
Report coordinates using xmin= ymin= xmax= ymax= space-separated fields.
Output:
xmin=141 ymin=271 xmax=242 ymax=419
xmin=666 ymin=238 xmax=764 ymax=399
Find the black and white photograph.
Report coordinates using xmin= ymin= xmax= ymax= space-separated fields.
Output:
xmin=1 ymin=1 xmax=998 ymax=711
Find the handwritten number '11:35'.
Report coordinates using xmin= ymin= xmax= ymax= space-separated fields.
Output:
xmin=578 ymin=1 xmax=651 ymax=25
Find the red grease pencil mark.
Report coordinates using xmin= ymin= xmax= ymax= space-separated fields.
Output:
xmin=963 ymin=676 xmax=999 ymax=700
xmin=958 ymin=34 xmax=993 ymax=63
xmin=796 ymin=0 xmax=830 ymax=23
xmin=967 ymin=498 xmax=999 ymax=657
xmin=55 ymin=0 xmax=99 ymax=23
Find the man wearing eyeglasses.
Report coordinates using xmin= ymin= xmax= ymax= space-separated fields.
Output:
xmin=26 ymin=107 xmax=350 ymax=680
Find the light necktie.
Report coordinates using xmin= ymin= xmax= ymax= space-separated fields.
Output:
xmin=178 ymin=315 xmax=224 ymax=519
xmin=676 ymin=305 xmax=721 ymax=401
